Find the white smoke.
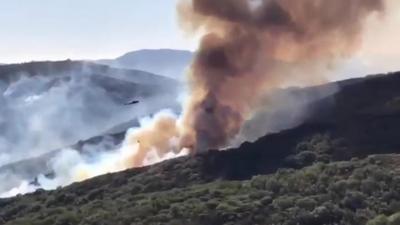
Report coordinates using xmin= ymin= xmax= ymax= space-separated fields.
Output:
xmin=0 ymin=181 xmax=37 ymax=198
xmin=230 ymin=83 xmax=338 ymax=147
xmin=0 ymin=70 xmax=178 ymax=166
xmin=0 ymin=110 xmax=188 ymax=198
xmin=0 ymin=64 xmax=181 ymax=197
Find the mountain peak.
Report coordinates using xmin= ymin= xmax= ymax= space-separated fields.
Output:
xmin=97 ymin=49 xmax=194 ymax=80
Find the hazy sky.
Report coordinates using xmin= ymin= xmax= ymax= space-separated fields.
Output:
xmin=0 ymin=0 xmax=196 ymax=63
xmin=1 ymin=0 xmax=399 ymax=78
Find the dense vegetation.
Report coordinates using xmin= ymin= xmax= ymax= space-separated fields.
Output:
xmin=1 ymin=72 xmax=400 ymax=225
xmin=2 ymin=155 xmax=400 ymax=225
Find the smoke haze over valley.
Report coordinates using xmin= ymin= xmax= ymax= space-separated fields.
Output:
xmin=0 ymin=61 xmax=182 ymax=196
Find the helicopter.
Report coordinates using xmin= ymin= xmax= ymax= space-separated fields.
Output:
xmin=124 ymin=100 xmax=140 ymax=105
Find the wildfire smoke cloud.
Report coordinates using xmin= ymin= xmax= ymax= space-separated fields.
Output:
xmin=177 ymin=0 xmax=386 ymax=152
xmin=55 ymin=0 xmax=389 ymax=179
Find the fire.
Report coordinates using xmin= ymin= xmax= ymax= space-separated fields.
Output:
xmin=70 ymin=110 xmax=190 ymax=182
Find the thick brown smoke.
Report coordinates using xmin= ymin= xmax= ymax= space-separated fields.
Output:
xmin=125 ymin=113 xmax=181 ymax=167
xmin=178 ymin=0 xmax=385 ymax=152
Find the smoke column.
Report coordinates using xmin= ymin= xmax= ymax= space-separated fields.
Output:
xmin=177 ymin=0 xmax=385 ymax=152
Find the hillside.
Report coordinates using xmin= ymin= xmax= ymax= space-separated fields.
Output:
xmin=0 ymin=60 xmax=177 ymax=87
xmin=1 ymin=72 xmax=400 ymax=225
xmin=0 ymin=61 xmax=180 ymax=193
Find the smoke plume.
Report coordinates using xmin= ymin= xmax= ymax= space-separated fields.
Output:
xmin=177 ymin=0 xmax=385 ymax=152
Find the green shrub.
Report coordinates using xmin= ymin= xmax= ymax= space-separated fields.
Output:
xmin=273 ymin=196 xmax=295 ymax=210
xmin=250 ymin=176 xmax=266 ymax=189
xmin=265 ymin=178 xmax=282 ymax=194
xmin=54 ymin=210 xmax=79 ymax=225
xmin=388 ymin=212 xmax=400 ymax=225
xmin=367 ymin=215 xmax=388 ymax=225
xmin=296 ymin=197 xmax=317 ymax=210
xmin=342 ymin=191 xmax=366 ymax=210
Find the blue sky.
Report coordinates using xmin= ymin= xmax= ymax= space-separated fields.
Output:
xmin=0 ymin=0 xmax=196 ymax=63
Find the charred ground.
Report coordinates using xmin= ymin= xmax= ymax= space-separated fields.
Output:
xmin=1 ymin=72 xmax=400 ymax=225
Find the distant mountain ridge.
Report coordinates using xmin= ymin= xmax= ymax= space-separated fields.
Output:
xmin=0 ymin=60 xmax=176 ymax=87
xmin=97 ymin=49 xmax=194 ymax=80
